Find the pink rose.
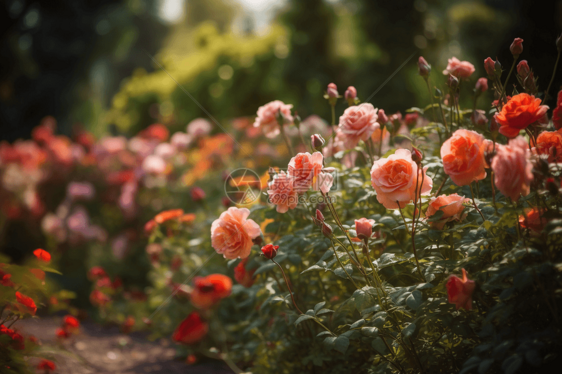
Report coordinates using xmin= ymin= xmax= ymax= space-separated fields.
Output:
xmin=268 ymin=170 xmax=298 ymax=213
xmin=337 ymin=103 xmax=380 ymax=150
xmin=187 ymin=118 xmax=212 ymax=138
xmin=441 ymin=129 xmax=487 ymax=186
xmin=288 ymin=152 xmax=332 ymax=193
xmin=491 ymin=136 xmax=533 ymax=201
xmin=211 ymin=207 xmax=262 ymax=259
xmin=253 ymin=100 xmax=293 ymax=138
xmin=425 ymin=194 xmax=469 ymax=230
xmin=442 ymin=57 xmax=475 ymax=79
xmin=355 ymin=218 xmax=375 ymax=240
xmin=446 ymin=269 xmax=475 ymax=310
xmin=370 ymin=149 xmax=433 ymax=209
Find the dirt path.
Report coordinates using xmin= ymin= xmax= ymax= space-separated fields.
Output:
xmin=18 ymin=317 xmax=234 ymax=374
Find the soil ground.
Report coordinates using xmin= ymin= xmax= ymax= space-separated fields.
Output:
xmin=18 ymin=317 xmax=234 ymax=374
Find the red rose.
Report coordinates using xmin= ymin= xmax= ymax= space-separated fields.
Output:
xmin=446 ymin=269 xmax=475 ymax=310
xmin=33 ymin=248 xmax=51 ymax=262
xmin=172 ymin=312 xmax=208 ymax=345
xmin=234 ymin=258 xmax=255 ymax=288
xmin=15 ymin=292 xmax=37 ymax=315
xmin=261 ymin=244 xmax=279 ymax=260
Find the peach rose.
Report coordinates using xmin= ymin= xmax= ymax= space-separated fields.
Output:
xmin=370 ymin=149 xmax=433 ymax=209
xmin=496 ymin=93 xmax=548 ymax=138
xmin=211 ymin=207 xmax=261 ymax=259
xmin=337 ymin=103 xmax=380 ymax=149
xmin=288 ymin=152 xmax=333 ymax=193
xmin=425 ymin=194 xmax=469 ymax=230
xmin=268 ymin=170 xmax=299 ymax=213
xmin=533 ymin=131 xmax=562 ymax=163
xmin=491 ymin=136 xmax=533 ymax=201
xmin=519 ymin=208 xmax=547 ymax=233
xmin=253 ymin=100 xmax=293 ymax=138
xmin=441 ymin=129 xmax=487 ymax=186
xmin=442 ymin=57 xmax=475 ymax=79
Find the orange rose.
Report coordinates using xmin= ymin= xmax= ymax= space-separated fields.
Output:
xmin=370 ymin=149 xmax=433 ymax=209
xmin=211 ymin=207 xmax=261 ymax=259
xmin=519 ymin=208 xmax=547 ymax=233
xmin=425 ymin=194 xmax=469 ymax=230
xmin=491 ymin=137 xmax=533 ymax=201
xmin=533 ymin=131 xmax=562 ymax=163
xmin=496 ymin=93 xmax=548 ymax=138
xmin=234 ymin=258 xmax=255 ymax=288
xmin=441 ymin=129 xmax=487 ymax=186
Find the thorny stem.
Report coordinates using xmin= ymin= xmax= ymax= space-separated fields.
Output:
xmin=469 ymin=183 xmax=486 ymax=222
xmin=397 ymin=203 xmax=424 ymax=280
xmin=545 ymin=49 xmax=561 ymax=104
xmin=272 ymin=259 xmax=303 ymax=315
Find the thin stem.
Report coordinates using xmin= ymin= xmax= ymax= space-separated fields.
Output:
xmin=490 ymin=171 xmax=498 ymax=214
xmin=434 ymin=175 xmax=449 ymax=196
xmin=279 ymin=124 xmax=294 ymax=156
xmin=272 ymin=259 xmax=303 ymax=315
xmin=330 ymin=240 xmax=359 ymax=288
xmin=545 ymin=50 xmax=561 ymax=103
xmin=469 ymin=183 xmax=486 ymax=222
xmin=499 ymin=58 xmax=517 ymax=105
xmin=366 ymin=138 xmax=375 ymax=165
xmin=397 ymin=204 xmax=424 ymax=280
xmin=425 ymin=79 xmax=437 ymax=122
xmin=437 ymin=97 xmax=449 ymax=137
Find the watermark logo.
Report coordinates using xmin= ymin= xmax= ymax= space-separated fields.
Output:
xmin=224 ymin=168 xmax=262 ymax=205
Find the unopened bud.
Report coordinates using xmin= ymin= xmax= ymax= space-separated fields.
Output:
xmin=314 ymin=209 xmax=325 ymax=226
xmin=344 ymin=86 xmax=357 ymax=106
xmin=377 ymin=109 xmax=389 ymax=124
xmin=434 ymin=87 xmax=443 ymax=97
xmin=327 ymin=83 xmax=339 ymax=105
xmin=517 ymin=60 xmax=530 ymax=80
xmin=484 ymin=57 xmax=495 ymax=77
xmin=471 ymin=110 xmax=488 ymax=128
xmin=475 ymin=77 xmax=488 ymax=94
xmin=261 ymin=244 xmax=279 ymax=259
xmin=510 ymin=38 xmax=524 ymax=58
xmin=411 ymin=148 xmax=423 ymax=164
xmin=321 ymin=222 xmax=333 ymax=238
xmin=311 ymin=134 xmax=325 ymax=151
xmin=447 ymin=74 xmax=459 ymax=90
xmin=418 ymin=56 xmax=431 ymax=78
xmin=494 ymin=59 xmax=502 ymax=75
xmin=489 ymin=114 xmax=500 ymax=133
xmin=294 ymin=114 xmax=301 ymax=128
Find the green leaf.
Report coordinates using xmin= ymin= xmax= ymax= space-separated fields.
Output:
xmin=406 ymin=290 xmax=423 ymax=310
xmin=371 ymin=337 xmax=387 ymax=353
xmin=314 ymin=301 xmax=326 ymax=314
xmin=254 ymin=262 xmax=277 ymax=276
xmin=334 ymin=336 xmax=350 ymax=354
xmin=478 ymin=358 xmax=494 ymax=374
xmin=361 ymin=327 xmax=379 ymax=337
xmin=334 ymin=264 xmax=354 ymax=279
xmin=323 ymin=336 xmax=337 ymax=349
xmin=316 ymin=308 xmax=334 ymax=315
xmin=502 ymin=355 xmax=522 ymax=374
xmin=294 ymin=315 xmax=314 ymax=326
xmin=350 ymin=319 xmax=365 ymax=329
xmin=402 ymin=323 xmax=416 ymax=339
xmin=301 ymin=265 xmax=325 ymax=274
xmin=373 ymin=312 xmax=387 ymax=328
xmin=317 ymin=331 xmax=332 ymax=338
xmin=288 ymin=254 xmax=302 ymax=264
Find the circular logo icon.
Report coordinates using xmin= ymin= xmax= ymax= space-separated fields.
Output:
xmin=224 ymin=168 xmax=262 ymax=205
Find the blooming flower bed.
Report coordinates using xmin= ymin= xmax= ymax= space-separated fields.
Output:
xmin=2 ymin=36 xmax=562 ymax=373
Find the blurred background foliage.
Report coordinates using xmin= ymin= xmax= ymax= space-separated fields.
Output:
xmin=2 ymin=0 xmax=561 ymax=141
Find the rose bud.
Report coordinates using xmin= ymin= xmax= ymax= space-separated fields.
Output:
xmin=377 ymin=109 xmax=389 ymax=124
xmin=510 ymin=38 xmax=524 ymax=58
xmin=489 ymin=114 xmax=500 ymax=133
xmin=546 ymin=178 xmax=559 ymax=196
xmin=327 ymin=83 xmax=338 ymax=98
xmin=484 ymin=57 xmax=495 ymax=77
xmin=494 ymin=59 xmax=502 ymax=75
xmin=261 ymin=244 xmax=279 ymax=259
xmin=311 ymin=134 xmax=325 ymax=151
xmin=316 ymin=209 xmax=325 ymax=223
xmin=355 ymin=218 xmax=375 ymax=242
xmin=447 ymin=74 xmax=459 ymax=90
xmin=418 ymin=56 xmax=431 ymax=78
xmin=344 ymin=86 xmax=357 ymax=106
xmin=517 ymin=60 xmax=530 ymax=80
xmin=446 ymin=268 xmax=476 ymax=310
xmin=321 ymin=222 xmax=333 ymax=238
xmin=191 ymin=187 xmax=206 ymax=201
xmin=475 ymin=77 xmax=488 ymax=94
xmin=471 ymin=110 xmax=488 ymax=128
xmin=411 ymin=147 xmax=423 ymax=164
